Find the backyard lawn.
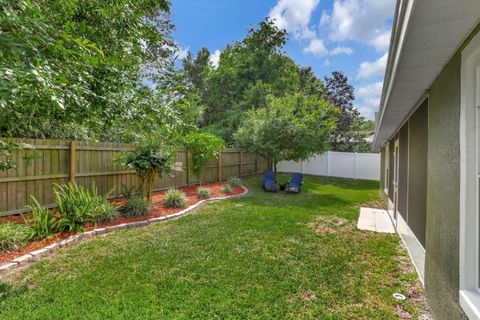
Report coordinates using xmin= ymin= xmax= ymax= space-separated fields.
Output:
xmin=0 ymin=176 xmax=427 ymax=319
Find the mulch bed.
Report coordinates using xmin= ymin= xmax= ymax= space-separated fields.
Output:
xmin=0 ymin=181 xmax=244 ymax=264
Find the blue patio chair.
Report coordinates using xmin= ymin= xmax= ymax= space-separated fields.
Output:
xmin=262 ymin=170 xmax=277 ymax=192
xmin=286 ymin=173 xmax=303 ymax=193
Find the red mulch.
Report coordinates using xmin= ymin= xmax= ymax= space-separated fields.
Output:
xmin=0 ymin=232 xmax=71 ymax=264
xmin=0 ymin=181 xmax=245 ymax=264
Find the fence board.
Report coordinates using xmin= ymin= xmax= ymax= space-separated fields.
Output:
xmin=0 ymin=138 xmax=267 ymax=216
xmin=278 ymin=151 xmax=380 ymax=181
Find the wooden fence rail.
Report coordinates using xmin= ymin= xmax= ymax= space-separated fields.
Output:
xmin=0 ymin=138 xmax=268 ymax=216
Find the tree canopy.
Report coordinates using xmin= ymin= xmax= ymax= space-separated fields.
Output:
xmin=183 ymin=19 xmax=301 ymax=143
xmin=182 ymin=20 xmax=373 ymax=152
xmin=1 ymin=4 xmax=375 ymax=155
xmin=182 ymin=131 xmax=224 ymax=184
xmin=235 ymin=93 xmax=337 ymax=176
xmin=0 ymin=0 xmax=200 ymax=142
xmin=324 ymin=71 xmax=373 ymax=152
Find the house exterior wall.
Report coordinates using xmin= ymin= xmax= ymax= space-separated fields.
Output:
xmin=407 ymin=100 xmax=428 ymax=247
xmin=379 ymin=27 xmax=480 ymax=320
xmin=425 ymin=48 xmax=467 ymax=320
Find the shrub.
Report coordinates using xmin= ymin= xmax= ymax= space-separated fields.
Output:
xmin=227 ymin=176 xmax=241 ymax=187
xmin=182 ymin=132 xmax=224 ymax=185
xmin=54 ymin=183 xmax=98 ymax=232
xmin=91 ymin=202 xmax=119 ymax=223
xmin=120 ymin=196 xmax=151 ymax=217
xmin=197 ymin=187 xmax=211 ymax=199
xmin=0 ymin=223 xmax=31 ymax=253
xmin=90 ymin=187 xmax=118 ymax=223
xmin=117 ymin=136 xmax=174 ymax=201
xmin=164 ymin=188 xmax=187 ymax=208
xmin=277 ymin=175 xmax=290 ymax=191
xmin=23 ymin=196 xmax=58 ymax=239
xmin=221 ymin=183 xmax=233 ymax=194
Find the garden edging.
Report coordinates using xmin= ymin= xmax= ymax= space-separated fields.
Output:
xmin=0 ymin=186 xmax=249 ymax=278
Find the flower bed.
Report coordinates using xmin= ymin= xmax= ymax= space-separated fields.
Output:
xmin=0 ymin=181 xmax=245 ymax=264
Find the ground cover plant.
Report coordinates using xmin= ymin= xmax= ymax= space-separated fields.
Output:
xmin=23 ymin=197 xmax=58 ymax=240
xmin=0 ymin=176 xmax=429 ymax=319
xmin=119 ymin=185 xmax=151 ymax=218
xmin=0 ymin=223 xmax=30 ymax=253
xmin=120 ymin=197 xmax=151 ymax=218
xmin=164 ymin=188 xmax=188 ymax=208
xmin=221 ymin=183 xmax=233 ymax=194
xmin=54 ymin=183 xmax=119 ymax=232
xmin=197 ymin=187 xmax=211 ymax=199
xmin=227 ymin=176 xmax=241 ymax=187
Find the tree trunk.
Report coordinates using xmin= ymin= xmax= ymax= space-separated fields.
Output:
xmin=138 ymin=169 xmax=155 ymax=201
xmin=273 ymin=160 xmax=278 ymax=181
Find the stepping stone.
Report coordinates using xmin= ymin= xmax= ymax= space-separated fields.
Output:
xmin=357 ymin=207 xmax=395 ymax=233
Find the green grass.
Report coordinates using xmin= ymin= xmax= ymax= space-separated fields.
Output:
xmin=0 ymin=176 xmax=425 ymax=319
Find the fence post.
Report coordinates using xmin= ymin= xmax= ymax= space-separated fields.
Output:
xmin=69 ymin=141 xmax=76 ymax=183
xmin=186 ymin=149 xmax=191 ymax=186
xmin=217 ymin=148 xmax=222 ymax=181
xmin=326 ymin=151 xmax=331 ymax=177
xmin=239 ymin=150 xmax=243 ymax=177
xmin=353 ymin=152 xmax=357 ymax=180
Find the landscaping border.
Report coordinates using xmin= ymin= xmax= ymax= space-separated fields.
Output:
xmin=0 ymin=186 xmax=249 ymax=278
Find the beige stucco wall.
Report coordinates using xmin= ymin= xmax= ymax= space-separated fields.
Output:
xmin=378 ymin=23 xmax=480 ymax=320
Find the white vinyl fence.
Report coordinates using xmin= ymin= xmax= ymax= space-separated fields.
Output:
xmin=277 ymin=151 xmax=380 ymax=181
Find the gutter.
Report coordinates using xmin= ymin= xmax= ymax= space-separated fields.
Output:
xmin=372 ymin=0 xmax=417 ymax=152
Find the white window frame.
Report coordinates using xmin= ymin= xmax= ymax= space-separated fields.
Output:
xmin=460 ymin=30 xmax=480 ymax=320
xmin=384 ymin=143 xmax=389 ymax=195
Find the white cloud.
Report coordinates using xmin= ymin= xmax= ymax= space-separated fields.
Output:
xmin=356 ymin=81 xmax=383 ymax=119
xmin=357 ymin=52 xmax=388 ymax=80
xmin=303 ymin=39 xmax=328 ymax=57
xmin=330 ymin=46 xmax=353 ymax=55
xmin=369 ymin=30 xmax=391 ymax=51
xmin=209 ymin=49 xmax=221 ymax=68
xmin=269 ymin=0 xmax=320 ymax=40
xmin=320 ymin=0 xmax=395 ymax=51
xmin=323 ymin=59 xmax=331 ymax=67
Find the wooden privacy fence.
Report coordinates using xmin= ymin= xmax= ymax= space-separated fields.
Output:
xmin=0 ymin=138 xmax=268 ymax=216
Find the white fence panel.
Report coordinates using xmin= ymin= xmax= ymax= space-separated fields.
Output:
xmin=355 ymin=153 xmax=380 ymax=180
xmin=277 ymin=151 xmax=380 ymax=181
xmin=329 ymin=152 xmax=355 ymax=178
xmin=303 ymin=154 xmax=328 ymax=176
xmin=277 ymin=160 xmax=303 ymax=173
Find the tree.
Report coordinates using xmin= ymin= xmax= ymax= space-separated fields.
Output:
xmin=117 ymin=135 xmax=175 ymax=201
xmin=0 ymin=0 xmax=183 ymax=142
xmin=182 ymin=48 xmax=211 ymax=98
xmin=182 ymin=132 xmax=224 ymax=185
xmin=299 ymin=66 xmax=325 ymax=99
xmin=199 ymin=18 xmax=301 ymax=144
xmin=235 ymin=93 xmax=336 ymax=178
xmin=0 ymin=140 xmax=34 ymax=172
xmin=324 ymin=71 xmax=373 ymax=152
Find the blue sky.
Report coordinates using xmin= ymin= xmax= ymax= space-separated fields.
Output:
xmin=171 ymin=0 xmax=395 ymax=119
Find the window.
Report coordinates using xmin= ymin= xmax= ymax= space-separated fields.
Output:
xmin=460 ymin=30 xmax=480 ymax=320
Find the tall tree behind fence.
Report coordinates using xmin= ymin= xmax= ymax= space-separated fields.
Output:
xmin=0 ymin=138 xmax=268 ymax=216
